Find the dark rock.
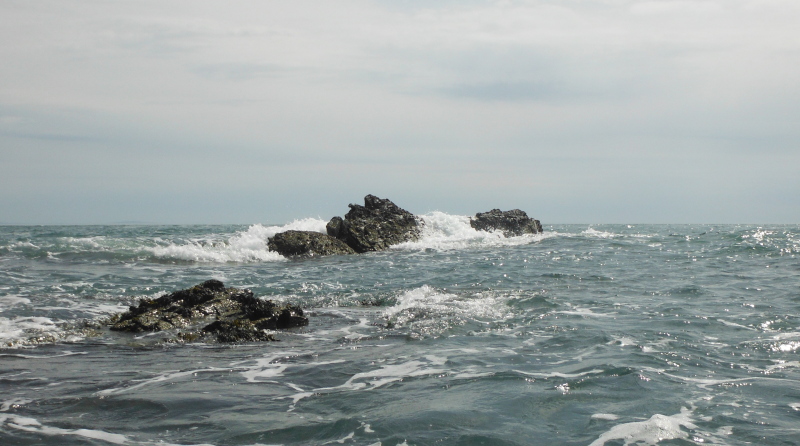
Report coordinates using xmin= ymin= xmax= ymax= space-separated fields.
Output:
xmin=267 ymin=230 xmax=356 ymax=257
xmin=108 ymin=281 xmax=308 ymax=343
xmin=325 ymin=216 xmax=344 ymax=238
xmin=470 ymin=209 xmax=543 ymax=237
xmin=327 ymin=194 xmax=421 ymax=253
xmin=202 ymin=320 xmax=276 ymax=343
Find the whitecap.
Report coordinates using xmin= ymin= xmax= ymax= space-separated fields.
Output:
xmin=582 ymin=227 xmax=618 ymax=239
xmin=591 ymin=413 xmax=620 ymax=421
xmin=382 ymin=286 xmax=510 ymax=335
xmin=513 ymin=369 xmax=606 ymax=380
xmin=96 ymin=367 xmax=233 ymax=396
xmin=146 ymin=219 xmax=327 ymax=263
xmin=588 ymin=407 xmax=696 ymax=446
xmin=0 ymin=316 xmax=65 ymax=347
xmin=392 ymin=211 xmax=549 ymax=252
xmin=284 ymin=357 xmax=449 ymax=411
xmin=0 ymin=295 xmax=31 ymax=307
xmin=0 ymin=414 xmax=128 ymax=445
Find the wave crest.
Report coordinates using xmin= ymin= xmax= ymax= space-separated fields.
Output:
xmin=148 ymin=218 xmax=327 ymax=263
xmin=393 ymin=211 xmax=546 ymax=252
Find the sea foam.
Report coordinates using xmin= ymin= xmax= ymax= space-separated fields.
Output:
xmin=383 ymin=285 xmax=511 ymax=336
xmin=147 ymin=218 xmax=327 ymax=263
xmin=589 ymin=408 xmax=697 ymax=446
xmin=393 ymin=211 xmax=548 ymax=252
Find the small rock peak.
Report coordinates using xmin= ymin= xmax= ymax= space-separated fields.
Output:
xmin=200 ymin=279 xmax=225 ymax=291
xmin=326 ymin=216 xmax=344 ymax=238
xmin=364 ymin=194 xmax=393 ymax=210
xmin=334 ymin=195 xmax=420 ymax=253
xmin=470 ymin=209 xmax=542 ymax=237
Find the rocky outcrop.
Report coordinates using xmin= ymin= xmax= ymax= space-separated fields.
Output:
xmin=268 ymin=230 xmax=356 ymax=257
xmin=107 ymin=280 xmax=307 ymax=343
xmin=470 ymin=209 xmax=543 ymax=237
xmin=327 ymin=195 xmax=421 ymax=253
xmin=265 ymin=195 xmax=542 ymax=259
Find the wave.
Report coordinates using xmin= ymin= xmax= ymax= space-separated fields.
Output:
xmin=382 ymin=285 xmax=511 ymax=337
xmin=0 ymin=316 xmax=95 ymax=349
xmin=146 ymin=218 xmax=329 ymax=263
xmin=1 ymin=213 xmax=551 ymax=264
xmin=394 ymin=211 xmax=549 ymax=252
xmin=588 ymin=407 xmax=697 ymax=446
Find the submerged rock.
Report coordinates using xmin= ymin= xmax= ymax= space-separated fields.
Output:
xmin=470 ymin=209 xmax=543 ymax=237
xmin=327 ymin=194 xmax=421 ymax=253
xmin=268 ymin=230 xmax=356 ymax=257
xmin=108 ymin=280 xmax=307 ymax=343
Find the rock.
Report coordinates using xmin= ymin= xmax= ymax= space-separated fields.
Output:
xmin=108 ymin=280 xmax=308 ymax=343
xmin=470 ymin=209 xmax=543 ymax=237
xmin=268 ymin=230 xmax=356 ymax=257
xmin=327 ymin=195 xmax=421 ymax=253
xmin=325 ymin=216 xmax=344 ymax=238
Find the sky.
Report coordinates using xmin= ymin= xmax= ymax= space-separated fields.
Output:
xmin=1 ymin=0 xmax=798 ymax=224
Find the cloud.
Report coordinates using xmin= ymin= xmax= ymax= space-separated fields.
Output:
xmin=0 ymin=0 xmax=799 ymax=223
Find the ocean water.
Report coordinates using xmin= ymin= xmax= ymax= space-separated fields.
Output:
xmin=1 ymin=216 xmax=799 ymax=445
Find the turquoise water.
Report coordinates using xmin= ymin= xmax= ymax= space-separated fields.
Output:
xmin=1 ymin=218 xmax=799 ymax=445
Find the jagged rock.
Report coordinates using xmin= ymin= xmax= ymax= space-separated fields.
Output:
xmin=470 ymin=209 xmax=543 ymax=237
xmin=108 ymin=280 xmax=308 ymax=343
xmin=268 ymin=230 xmax=356 ymax=257
xmin=327 ymin=195 xmax=421 ymax=253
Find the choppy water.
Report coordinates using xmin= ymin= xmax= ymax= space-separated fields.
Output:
xmin=1 ymin=217 xmax=799 ymax=445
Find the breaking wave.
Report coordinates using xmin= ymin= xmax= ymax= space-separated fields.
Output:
xmin=143 ymin=219 xmax=328 ymax=263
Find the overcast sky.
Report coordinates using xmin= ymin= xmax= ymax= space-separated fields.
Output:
xmin=1 ymin=0 xmax=798 ymax=224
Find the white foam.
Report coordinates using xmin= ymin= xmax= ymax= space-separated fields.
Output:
xmin=450 ymin=368 xmax=495 ymax=380
xmin=285 ymin=357 xmax=448 ymax=410
xmin=513 ymin=369 xmax=605 ymax=380
xmin=325 ymin=431 xmax=355 ymax=444
xmin=148 ymin=219 xmax=327 ymax=262
xmin=392 ymin=211 xmax=548 ymax=252
xmin=0 ymin=295 xmax=31 ymax=308
xmin=62 ymin=236 xmax=106 ymax=249
xmin=0 ymin=316 xmax=64 ymax=347
xmin=591 ymin=413 xmax=620 ymax=421
xmin=382 ymin=286 xmax=510 ymax=334
xmin=342 ymin=360 xmax=446 ymax=390
xmin=0 ymin=414 xmax=128 ymax=444
xmin=236 ymin=351 xmax=311 ymax=383
xmin=717 ymin=319 xmax=755 ymax=330
xmin=588 ymin=407 xmax=696 ymax=446
xmin=555 ymin=307 xmax=615 ymax=318
xmin=611 ymin=336 xmax=639 ymax=347
xmin=582 ymin=227 xmax=618 ymax=239
xmin=771 ymin=341 xmax=800 ymax=352
xmin=764 ymin=360 xmax=800 ymax=375
xmin=0 ymin=351 xmax=87 ymax=359
xmin=96 ymin=367 xmax=232 ymax=396
xmin=241 ymin=359 xmax=289 ymax=382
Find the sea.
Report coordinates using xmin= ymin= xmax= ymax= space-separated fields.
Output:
xmin=0 ymin=215 xmax=798 ymax=445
